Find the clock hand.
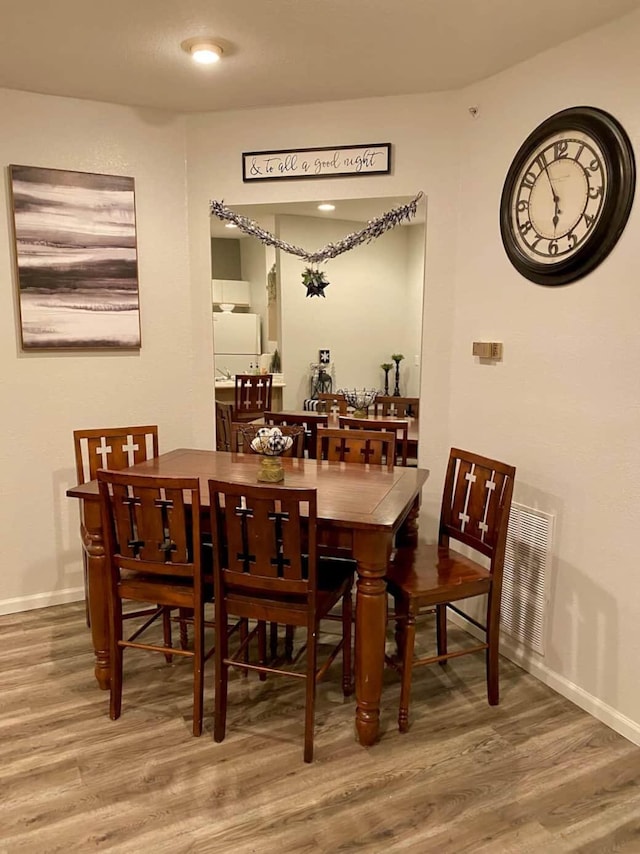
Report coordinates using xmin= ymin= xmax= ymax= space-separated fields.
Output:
xmin=541 ymin=159 xmax=561 ymax=235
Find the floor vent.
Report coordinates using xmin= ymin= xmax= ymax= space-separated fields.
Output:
xmin=501 ymin=502 xmax=554 ymax=655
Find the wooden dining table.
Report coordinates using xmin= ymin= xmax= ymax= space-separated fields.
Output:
xmin=67 ymin=448 xmax=429 ymax=747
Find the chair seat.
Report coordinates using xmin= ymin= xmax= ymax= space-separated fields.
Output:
xmin=386 ymin=542 xmax=492 ymax=609
xmin=118 ymin=572 xmax=213 ymax=608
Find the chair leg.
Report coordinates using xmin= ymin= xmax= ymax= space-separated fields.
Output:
xmin=109 ymin=601 xmax=124 ymax=722
xmin=240 ymin=619 xmax=249 ymax=677
xmin=269 ymin=621 xmax=278 ymax=660
xmin=436 ymin=603 xmax=448 ymax=665
xmin=398 ymin=611 xmax=416 ymax=733
xmin=192 ymin=604 xmax=204 ymax=737
xmin=285 ymin=625 xmax=295 ymax=662
xmin=394 ymin=596 xmax=405 ymax=659
xmin=486 ymin=604 xmax=500 ymax=706
xmin=342 ymin=581 xmax=353 ymax=696
xmin=179 ymin=608 xmax=190 ymax=650
xmin=214 ymin=608 xmax=229 ymax=743
xmin=304 ymin=623 xmax=317 ymax=763
xmin=162 ymin=607 xmax=173 ymax=663
xmin=258 ymin=621 xmax=267 ymax=681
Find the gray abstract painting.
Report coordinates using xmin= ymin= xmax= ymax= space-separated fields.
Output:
xmin=10 ymin=165 xmax=140 ymax=349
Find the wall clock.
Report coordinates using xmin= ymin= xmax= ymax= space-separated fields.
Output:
xmin=500 ymin=106 xmax=635 ymax=286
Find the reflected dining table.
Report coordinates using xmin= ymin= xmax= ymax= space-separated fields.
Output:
xmin=67 ymin=448 xmax=428 ymax=747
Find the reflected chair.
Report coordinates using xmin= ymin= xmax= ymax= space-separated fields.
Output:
xmin=316 ymin=427 xmax=396 ymax=470
xmin=233 ymin=374 xmax=273 ymax=422
xmin=264 ymin=410 xmax=328 ymax=458
xmin=215 ymin=401 xmax=234 ymax=452
xmin=338 ymin=415 xmax=409 ymax=467
xmin=230 ymin=423 xmax=305 ymax=457
xmin=385 ymin=448 xmax=516 ymax=732
xmin=98 ymin=470 xmax=214 ymax=736
xmin=73 ymin=425 xmax=159 ymax=625
xmin=317 ymin=392 xmax=348 ymax=415
xmin=374 ymin=396 xmax=420 ymax=419
xmin=209 ymin=480 xmax=353 ymax=762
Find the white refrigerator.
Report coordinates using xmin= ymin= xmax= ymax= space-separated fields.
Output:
xmin=213 ymin=312 xmax=261 ymax=375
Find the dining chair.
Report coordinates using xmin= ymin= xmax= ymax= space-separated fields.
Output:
xmin=73 ymin=425 xmax=159 ymax=625
xmin=208 ymin=479 xmax=353 ymax=762
xmin=317 ymin=392 xmax=348 ymax=415
xmin=234 ymin=373 xmax=273 ymax=422
xmin=230 ymin=422 xmax=306 ymax=457
xmin=385 ymin=448 xmax=516 ymax=732
xmin=373 ymin=396 xmax=420 ymax=419
xmin=98 ymin=470 xmax=214 ymax=736
xmin=316 ymin=427 xmax=396 ymax=470
xmin=215 ymin=401 xmax=235 ymax=451
xmin=264 ymin=410 xmax=329 ymax=458
xmin=338 ymin=415 xmax=409 ymax=466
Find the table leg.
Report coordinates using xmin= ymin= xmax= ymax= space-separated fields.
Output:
xmin=352 ymin=530 xmax=392 ymax=747
xmin=80 ymin=504 xmax=110 ymax=690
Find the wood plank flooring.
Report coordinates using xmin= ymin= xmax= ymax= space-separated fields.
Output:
xmin=1 ymin=602 xmax=640 ymax=853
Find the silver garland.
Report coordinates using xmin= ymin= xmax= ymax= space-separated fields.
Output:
xmin=209 ymin=192 xmax=423 ymax=264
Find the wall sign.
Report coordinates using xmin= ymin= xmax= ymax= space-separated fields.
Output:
xmin=242 ymin=143 xmax=391 ymax=182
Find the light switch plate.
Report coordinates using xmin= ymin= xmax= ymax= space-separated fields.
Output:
xmin=472 ymin=341 xmax=503 ymax=360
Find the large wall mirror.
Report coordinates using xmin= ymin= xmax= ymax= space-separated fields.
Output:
xmin=210 ymin=196 xmax=426 ymax=410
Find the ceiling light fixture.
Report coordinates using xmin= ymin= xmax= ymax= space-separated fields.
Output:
xmin=187 ymin=41 xmax=223 ymax=65
xmin=318 ymin=203 xmax=335 ymax=211
xmin=225 ymin=222 xmax=238 ymax=229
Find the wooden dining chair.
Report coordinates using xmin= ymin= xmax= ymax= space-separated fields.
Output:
xmin=338 ymin=415 xmax=409 ymax=467
xmin=215 ymin=401 xmax=234 ymax=451
xmin=98 ymin=470 xmax=214 ymax=736
xmin=233 ymin=374 xmax=273 ymax=422
xmin=230 ymin=422 xmax=305 ymax=457
xmin=73 ymin=425 xmax=159 ymax=625
xmin=264 ymin=410 xmax=329 ymax=458
xmin=317 ymin=392 xmax=348 ymax=415
xmin=374 ymin=396 xmax=420 ymax=418
xmin=316 ymin=427 xmax=396 ymax=470
xmin=208 ymin=480 xmax=354 ymax=763
xmin=385 ymin=448 xmax=516 ymax=732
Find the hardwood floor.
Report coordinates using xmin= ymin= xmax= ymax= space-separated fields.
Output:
xmin=1 ymin=602 xmax=640 ymax=853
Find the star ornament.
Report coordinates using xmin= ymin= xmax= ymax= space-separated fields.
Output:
xmin=302 ymin=267 xmax=330 ymax=298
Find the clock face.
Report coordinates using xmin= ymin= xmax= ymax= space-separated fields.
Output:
xmin=500 ymin=107 xmax=635 ymax=286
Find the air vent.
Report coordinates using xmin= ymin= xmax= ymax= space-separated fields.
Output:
xmin=501 ymin=502 xmax=554 ymax=655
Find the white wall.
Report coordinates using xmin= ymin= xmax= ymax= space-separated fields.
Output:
xmin=450 ymin=8 xmax=640 ymax=740
xmin=0 ymin=88 xmax=194 ymax=612
xmin=276 ymin=214 xmax=422 ymax=407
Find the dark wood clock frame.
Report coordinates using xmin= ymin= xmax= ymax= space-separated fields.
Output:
xmin=500 ymin=106 xmax=636 ymax=286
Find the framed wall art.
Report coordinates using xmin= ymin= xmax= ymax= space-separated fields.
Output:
xmin=9 ymin=165 xmax=141 ymax=349
xmin=242 ymin=143 xmax=391 ymax=182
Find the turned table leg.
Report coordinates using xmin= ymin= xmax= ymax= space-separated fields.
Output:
xmin=353 ymin=530 xmax=392 ymax=747
xmin=80 ymin=501 xmax=110 ymax=690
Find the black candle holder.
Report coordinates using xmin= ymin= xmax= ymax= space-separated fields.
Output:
xmin=392 ymin=354 xmax=404 ymax=397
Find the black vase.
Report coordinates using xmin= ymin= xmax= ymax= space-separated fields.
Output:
xmin=393 ymin=361 xmax=401 ymax=396
xmin=383 ymin=368 xmax=391 ymax=396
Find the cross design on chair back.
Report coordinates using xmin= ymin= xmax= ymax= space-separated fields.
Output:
xmin=234 ymin=374 xmax=274 ymax=421
xmin=74 ymin=426 xmax=159 ymax=484
xmin=316 ymin=427 xmax=396 ymax=470
xmin=442 ymin=454 xmax=512 ymax=556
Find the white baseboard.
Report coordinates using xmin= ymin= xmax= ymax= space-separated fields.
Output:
xmin=0 ymin=587 xmax=84 ymax=616
xmin=449 ymin=611 xmax=640 ymax=748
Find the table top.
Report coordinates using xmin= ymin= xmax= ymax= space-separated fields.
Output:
xmin=67 ymin=448 xmax=428 ymax=533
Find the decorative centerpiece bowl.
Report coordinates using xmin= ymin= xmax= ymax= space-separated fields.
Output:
xmin=248 ymin=427 xmax=293 ymax=482
xmin=340 ymin=388 xmax=379 ymax=418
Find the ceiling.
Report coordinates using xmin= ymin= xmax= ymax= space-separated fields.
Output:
xmin=0 ymin=0 xmax=639 ymax=114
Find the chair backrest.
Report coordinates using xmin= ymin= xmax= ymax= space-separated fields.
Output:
xmin=215 ymin=401 xmax=234 ymax=452
xmin=231 ymin=422 xmax=305 ymax=458
xmin=317 ymin=392 xmax=348 ymax=415
xmin=209 ymin=480 xmax=317 ymax=599
xmin=373 ymin=396 xmax=419 ymax=419
xmin=234 ymin=374 xmax=273 ymax=421
xmin=316 ymin=427 xmax=396 ymax=470
xmin=440 ymin=448 xmax=515 ymax=574
xmin=73 ymin=425 xmax=159 ymax=484
xmin=338 ymin=416 xmax=409 ymax=466
xmin=264 ymin=411 xmax=329 ymax=459
xmin=98 ymin=470 xmax=202 ymax=583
